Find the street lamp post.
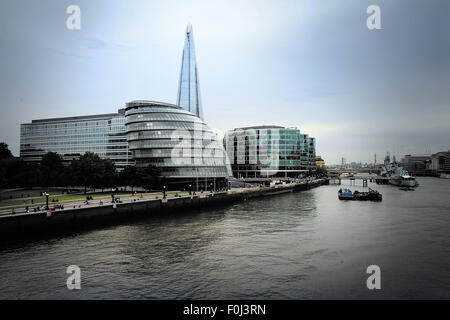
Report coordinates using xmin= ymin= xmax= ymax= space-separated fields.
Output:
xmin=44 ymin=192 xmax=49 ymax=210
xmin=111 ymin=188 xmax=115 ymax=203
xmin=163 ymin=185 xmax=167 ymax=199
xmin=196 ymin=168 xmax=199 ymax=192
xmin=189 ymin=184 xmax=192 ymax=195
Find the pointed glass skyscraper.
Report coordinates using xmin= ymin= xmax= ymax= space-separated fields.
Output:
xmin=177 ymin=24 xmax=204 ymax=120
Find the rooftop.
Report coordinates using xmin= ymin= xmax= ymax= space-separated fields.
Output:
xmin=27 ymin=109 xmax=125 ymax=124
xmin=125 ymin=100 xmax=181 ymax=110
xmin=232 ymin=125 xmax=286 ymax=131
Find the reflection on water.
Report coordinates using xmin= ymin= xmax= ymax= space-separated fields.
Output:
xmin=1 ymin=177 xmax=450 ymax=299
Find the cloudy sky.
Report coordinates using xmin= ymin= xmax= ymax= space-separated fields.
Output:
xmin=1 ymin=0 xmax=449 ymax=164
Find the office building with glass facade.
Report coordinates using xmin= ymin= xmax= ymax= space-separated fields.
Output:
xmin=177 ymin=24 xmax=204 ymax=120
xmin=125 ymin=100 xmax=231 ymax=190
xmin=20 ymin=110 xmax=133 ymax=170
xmin=224 ymin=126 xmax=316 ymax=178
xmin=400 ymin=154 xmax=432 ymax=176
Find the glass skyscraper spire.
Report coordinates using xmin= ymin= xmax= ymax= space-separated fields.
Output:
xmin=177 ymin=24 xmax=204 ymax=120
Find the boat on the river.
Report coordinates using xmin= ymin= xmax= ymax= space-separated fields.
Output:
xmin=338 ymin=188 xmax=382 ymax=201
xmin=354 ymin=190 xmax=382 ymax=201
xmin=338 ymin=188 xmax=354 ymax=200
xmin=379 ymin=154 xmax=417 ymax=187
xmin=389 ymin=174 xmax=417 ymax=187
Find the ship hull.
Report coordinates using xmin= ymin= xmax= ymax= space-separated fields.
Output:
xmin=401 ymin=179 xmax=417 ymax=187
xmin=389 ymin=178 xmax=417 ymax=187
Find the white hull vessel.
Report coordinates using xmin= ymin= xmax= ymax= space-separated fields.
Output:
xmin=389 ymin=176 xmax=417 ymax=187
xmin=440 ymin=173 xmax=450 ymax=179
xmin=380 ymin=157 xmax=417 ymax=188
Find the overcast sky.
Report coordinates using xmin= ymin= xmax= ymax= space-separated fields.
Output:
xmin=1 ymin=0 xmax=449 ymax=164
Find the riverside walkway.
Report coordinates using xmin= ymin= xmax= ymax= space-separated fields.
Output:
xmin=0 ymin=191 xmax=191 ymax=217
xmin=0 ymin=179 xmax=327 ymax=239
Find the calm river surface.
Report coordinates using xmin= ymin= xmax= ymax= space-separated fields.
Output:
xmin=1 ymin=177 xmax=450 ymax=299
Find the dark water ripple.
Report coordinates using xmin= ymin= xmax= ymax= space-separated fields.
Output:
xmin=1 ymin=177 xmax=450 ymax=299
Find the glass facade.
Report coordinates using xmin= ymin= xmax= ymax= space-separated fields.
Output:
xmin=20 ymin=110 xmax=133 ymax=170
xmin=125 ymin=101 xmax=232 ymax=185
xmin=177 ymin=24 xmax=204 ymax=120
xmin=224 ymin=126 xmax=316 ymax=178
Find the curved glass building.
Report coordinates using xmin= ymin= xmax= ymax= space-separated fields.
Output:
xmin=125 ymin=100 xmax=231 ymax=190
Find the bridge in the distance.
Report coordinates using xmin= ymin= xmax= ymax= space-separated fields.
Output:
xmin=327 ymin=172 xmax=388 ymax=187
xmin=326 ymin=168 xmax=379 ymax=175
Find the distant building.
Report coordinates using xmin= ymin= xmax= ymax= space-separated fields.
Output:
xmin=429 ymin=151 xmax=450 ymax=173
xmin=316 ymin=156 xmax=325 ymax=168
xmin=177 ymin=24 xmax=204 ymax=120
xmin=224 ymin=126 xmax=316 ymax=178
xmin=20 ymin=109 xmax=133 ymax=170
xmin=400 ymin=154 xmax=431 ymax=176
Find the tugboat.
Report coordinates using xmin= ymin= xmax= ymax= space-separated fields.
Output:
xmin=338 ymin=188 xmax=354 ymax=200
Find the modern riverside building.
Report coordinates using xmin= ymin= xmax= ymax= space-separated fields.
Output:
xmin=125 ymin=100 xmax=232 ymax=190
xmin=177 ymin=24 xmax=204 ymax=120
xmin=20 ymin=110 xmax=133 ymax=170
xmin=224 ymin=126 xmax=316 ymax=178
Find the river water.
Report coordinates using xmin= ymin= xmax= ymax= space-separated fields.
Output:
xmin=1 ymin=177 xmax=450 ymax=299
